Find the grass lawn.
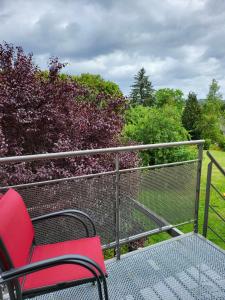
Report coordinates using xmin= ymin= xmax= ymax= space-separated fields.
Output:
xmin=198 ymin=150 xmax=225 ymax=248
xmin=146 ymin=150 xmax=225 ymax=249
xmin=104 ymin=149 xmax=224 ymax=259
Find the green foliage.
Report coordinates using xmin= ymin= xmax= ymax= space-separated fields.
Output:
xmin=197 ymin=79 xmax=224 ymax=145
xmin=104 ymin=245 xmax=129 ymax=260
xmin=40 ymin=71 xmax=124 ymax=108
xmin=155 ymin=88 xmax=185 ymax=111
xmin=182 ymin=92 xmax=202 ymax=139
xmin=204 ymin=139 xmax=211 ymax=150
xmin=123 ymin=105 xmax=195 ymax=164
xmin=197 ymin=106 xmax=222 ymax=143
xmin=72 ymin=73 xmax=123 ymax=98
xmin=207 ymin=78 xmax=223 ymax=103
xmin=130 ymin=68 xmax=155 ymax=107
xmin=218 ymin=136 xmax=225 ymax=151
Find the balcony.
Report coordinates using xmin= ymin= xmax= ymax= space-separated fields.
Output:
xmin=0 ymin=141 xmax=225 ymax=299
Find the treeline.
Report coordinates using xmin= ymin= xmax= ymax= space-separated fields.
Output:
xmin=127 ymin=68 xmax=225 ymax=154
xmin=0 ymin=43 xmax=224 ymax=185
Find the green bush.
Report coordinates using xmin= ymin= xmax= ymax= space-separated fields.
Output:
xmin=197 ymin=79 xmax=224 ymax=145
xmin=155 ymin=88 xmax=185 ymax=112
xmin=218 ymin=136 xmax=225 ymax=151
xmin=71 ymin=73 xmax=123 ymax=98
xmin=204 ymin=139 xmax=211 ymax=150
xmin=123 ymin=105 xmax=196 ymax=164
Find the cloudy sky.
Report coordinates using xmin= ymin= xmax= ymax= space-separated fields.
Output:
xmin=0 ymin=0 xmax=224 ymax=97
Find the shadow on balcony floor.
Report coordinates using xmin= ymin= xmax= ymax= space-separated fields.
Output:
xmin=34 ymin=233 xmax=225 ymax=300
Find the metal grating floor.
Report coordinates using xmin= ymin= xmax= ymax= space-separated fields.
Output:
xmin=34 ymin=233 xmax=225 ymax=299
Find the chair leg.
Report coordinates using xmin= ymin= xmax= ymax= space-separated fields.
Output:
xmin=96 ymin=281 xmax=103 ymax=300
xmin=101 ymin=278 xmax=109 ymax=300
xmin=92 ymin=278 xmax=108 ymax=300
xmin=2 ymin=282 xmax=19 ymax=300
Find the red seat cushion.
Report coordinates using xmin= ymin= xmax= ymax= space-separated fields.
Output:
xmin=23 ymin=236 xmax=106 ymax=291
xmin=0 ymin=189 xmax=34 ymax=269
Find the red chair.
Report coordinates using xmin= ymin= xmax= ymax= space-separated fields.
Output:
xmin=0 ymin=189 xmax=108 ymax=300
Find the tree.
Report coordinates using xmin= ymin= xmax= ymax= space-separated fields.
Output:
xmin=205 ymin=79 xmax=223 ymax=119
xmin=71 ymin=73 xmax=123 ymax=98
xmin=130 ymin=68 xmax=154 ymax=106
xmin=155 ymin=88 xmax=185 ymax=112
xmin=0 ymin=43 xmax=137 ymax=185
xmin=207 ymin=79 xmax=223 ymax=103
xmin=197 ymin=79 xmax=224 ymax=146
xmin=182 ymin=92 xmax=202 ymax=139
xmin=123 ymin=105 xmax=195 ymax=165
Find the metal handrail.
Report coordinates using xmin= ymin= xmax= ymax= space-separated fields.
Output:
xmin=203 ymin=151 xmax=225 ymax=241
xmin=209 ymin=205 xmax=225 ymax=223
xmin=0 ymin=140 xmax=204 ymax=164
xmin=0 ymin=140 xmax=204 ymax=260
xmin=211 ymin=183 xmax=225 ymax=201
xmin=0 ymin=159 xmax=199 ymax=191
xmin=207 ymin=151 xmax=225 ymax=176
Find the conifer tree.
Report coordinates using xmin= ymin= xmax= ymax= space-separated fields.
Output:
xmin=182 ymin=92 xmax=201 ymax=139
xmin=130 ymin=68 xmax=154 ymax=106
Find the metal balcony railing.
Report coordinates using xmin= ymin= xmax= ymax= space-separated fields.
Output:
xmin=0 ymin=140 xmax=204 ymax=260
xmin=203 ymin=151 xmax=225 ymax=244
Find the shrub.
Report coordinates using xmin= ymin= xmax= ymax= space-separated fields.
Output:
xmin=155 ymin=88 xmax=185 ymax=112
xmin=0 ymin=43 xmax=137 ymax=185
xmin=123 ymin=105 xmax=195 ymax=164
xmin=218 ymin=136 xmax=225 ymax=151
xmin=71 ymin=73 xmax=123 ymax=98
xmin=204 ymin=139 xmax=211 ymax=150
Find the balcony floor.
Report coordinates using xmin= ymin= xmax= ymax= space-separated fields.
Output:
xmin=34 ymin=233 xmax=225 ymax=299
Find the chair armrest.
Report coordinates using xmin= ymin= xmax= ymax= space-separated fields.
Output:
xmin=0 ymin=255 xmax=108 ymax=300
xmin=31 ymin=209 xmax=96 ymax=237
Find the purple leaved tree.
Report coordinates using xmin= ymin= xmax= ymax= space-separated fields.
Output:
xmin=0 ymin=43 xmax=138 ymax=185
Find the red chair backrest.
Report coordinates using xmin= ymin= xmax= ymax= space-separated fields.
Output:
xmin=0 ymin=189 xmax=34 ymax=269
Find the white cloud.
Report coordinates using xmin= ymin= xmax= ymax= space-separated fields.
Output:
xmin=0 ymin=0 xmax=225 ymax=98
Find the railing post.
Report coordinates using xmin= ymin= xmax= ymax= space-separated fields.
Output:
xmin=203 ymin=162 xmax=213 ymax=237
xmin=194 ymin=143 xmax=204 ymax=233
xmin=115 ymin=154 xmax=121 ymax=260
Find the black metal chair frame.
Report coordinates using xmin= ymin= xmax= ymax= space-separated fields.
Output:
xmin=0 ymin=209 xmax=109 ymax=300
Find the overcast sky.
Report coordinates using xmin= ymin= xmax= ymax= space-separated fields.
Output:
xmin=0 ymin=0 xmax=225 ymax=98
